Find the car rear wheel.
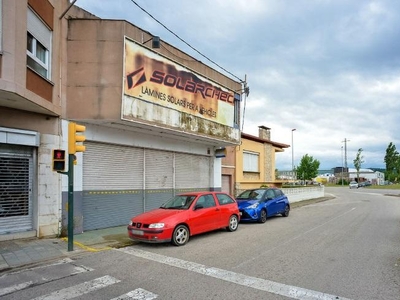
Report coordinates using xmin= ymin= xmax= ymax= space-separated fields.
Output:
xmin=259 ymin=209 xmax=267 ymax=223
xmin=282 ymin=205 xmax=290 ymax=217
xmin=226 ymin=215 xmax=239 ymax=232
xmin=172 ymin=225 xmax=189 ymax=246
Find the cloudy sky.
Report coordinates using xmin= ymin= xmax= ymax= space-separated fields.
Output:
xmin=76 ymin=0 xmax=400 ymax=171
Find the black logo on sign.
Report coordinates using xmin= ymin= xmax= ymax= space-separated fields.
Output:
xmin=127 ymin=67 xmax=147 ymax=89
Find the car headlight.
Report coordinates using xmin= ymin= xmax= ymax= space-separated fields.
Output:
xmin=247 ymin=203 xmax=259 ymax=209
xmin=149 ymin=223 xmax=165 ymax=229
xmin=128 ymin=221 xmax=133 ymax=226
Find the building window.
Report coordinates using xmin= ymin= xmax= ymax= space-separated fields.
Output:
xmin=27 ymin=32 xmax=49 ymax=77
xmin=27 ymin=8 xmax=52 ymax=79
xmin=243 ymin=151 xmax=259 ymax=172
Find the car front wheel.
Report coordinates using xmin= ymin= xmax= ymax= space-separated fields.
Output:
xmin=226 ymin=215 xmax=239 ymax=232
xmin=259 ymin=209 xmax=267 ymax=223
xmin=172 ymin=225 xmax=189 ymax=246
xmin=282 ymin=205 xmax=290 ymax=217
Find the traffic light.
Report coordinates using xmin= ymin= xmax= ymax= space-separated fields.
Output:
xmin=68 ymin=122 xmax=86 ymax=154
xmin=52 ymin=149 xmax=66 ymax=171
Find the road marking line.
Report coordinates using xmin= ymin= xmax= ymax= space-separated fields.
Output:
xmin=61 ymin=237 xmax=112 ymax=252
xmin=117 ymin=248 xmax=352 ymax=300
xmin=31 ymin=275 xmax=120 ymax=300
xmin=111 ymin=288 xmax=158 ymax=300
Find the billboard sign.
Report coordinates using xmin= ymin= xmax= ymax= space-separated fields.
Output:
xmin=123 ymin=37 xmax=235 ymax=127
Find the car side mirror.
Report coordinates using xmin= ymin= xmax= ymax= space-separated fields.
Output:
xmin=195 ymin=204 xmax=204 ymax=210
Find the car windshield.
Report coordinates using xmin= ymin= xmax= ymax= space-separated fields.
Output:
xmin=237 ymin=189 xmax=264 ymax=200
xmin=160 ymin=195 xmax=197 ymax=209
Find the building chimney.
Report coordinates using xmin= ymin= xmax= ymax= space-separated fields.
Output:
xmin=258 ymin=125 xmax=271 ymax=140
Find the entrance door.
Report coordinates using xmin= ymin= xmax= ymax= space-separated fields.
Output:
xmin=0 ymin=144 xmax=33 ymax=234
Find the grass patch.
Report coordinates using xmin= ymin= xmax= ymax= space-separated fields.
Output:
xmin=325 ymin=183 xmax=400 ymax=189
xmin=367 ymin=184 xmax=400 ymax=190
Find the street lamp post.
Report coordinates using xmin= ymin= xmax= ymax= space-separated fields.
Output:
xmin=291 ymin=129 xmax=296 ymax=181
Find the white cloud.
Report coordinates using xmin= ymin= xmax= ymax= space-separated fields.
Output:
xmin=77 ymin=0 xmax=400 ymax=170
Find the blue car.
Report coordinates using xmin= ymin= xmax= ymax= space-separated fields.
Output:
xmin=236 ymin=188 xmax=290 ymax=223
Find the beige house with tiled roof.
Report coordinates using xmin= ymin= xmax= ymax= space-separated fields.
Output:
xmin=221 ymin=126 xmax=290 ymax=196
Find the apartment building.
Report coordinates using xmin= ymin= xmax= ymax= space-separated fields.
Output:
xmin=0 ymin=0 xmax=244 ymax=239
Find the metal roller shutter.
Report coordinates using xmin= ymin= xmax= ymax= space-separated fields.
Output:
xmin=83 ymin=142 xmax=144 ymax=190
xmin=0 ymin=144 xmax=33 ymax=234
xmin=145 ymin=149 xmax=173 ymax=189
xmin=144 ymin=149 xmax=173 ymax=211
xmin=175 ymin=153 xmax=211 ymax=189
xmin=82 ymin=142 xmax=144 ymax=230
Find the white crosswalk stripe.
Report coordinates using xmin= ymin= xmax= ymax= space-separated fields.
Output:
xmin=0 ymin=261 xmax=93 ymax=297
xmin=110 ymin=288 xmax=158 ymax=300
xmin=0 ymin=281 xmax=33 ymax=297
xmin=0 ymin=260 xmax=159 ymax=300
xmin=31 ymin=275 xmax=121 ymax=300
xmin=0 ymin=258 xmax=74 ymax=279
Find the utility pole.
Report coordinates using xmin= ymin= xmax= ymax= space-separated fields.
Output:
xmin=341 ymin=146 xmax=344 ymax=186
xmin=291 ymin=129 xmax=296 ymax=182
xmin=342 ymin=138 xmax=350 ymax=181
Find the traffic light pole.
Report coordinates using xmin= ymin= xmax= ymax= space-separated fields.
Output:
xmin=57 ymin=155 xmax=74 ymax=252
xmin=67 ymin=154 xmax=74 ymax=251
xmin=56 ymin=122 xmax=86 ymax=252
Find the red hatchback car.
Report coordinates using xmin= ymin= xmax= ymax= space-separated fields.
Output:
xmin=127 ymin=191 xmax=240 ymax=246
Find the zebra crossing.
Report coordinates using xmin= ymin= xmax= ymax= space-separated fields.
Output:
xmin=0 ymin=259 xmax=158 ymax=300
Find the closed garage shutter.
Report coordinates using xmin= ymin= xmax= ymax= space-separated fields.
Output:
xmin=82 ymin=142 xmax=212 ymax=230
xmin=145 ymin=149 xmax=173 ymax=189
xmin=82 ymin=142 xmax=144 ymax=230
xmin=175 ymin=153 xmax=210 ymax=190
xmin=144 ymin=149 xmax=173 ymax=211
xmin=0 ymin=144 xmax=33 ymax=234
xmin=83 ymin=142 xmax=144 ymax=190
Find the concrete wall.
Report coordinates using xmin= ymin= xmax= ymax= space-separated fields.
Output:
xmin=284 ymin=186 xmax=325 ymax=203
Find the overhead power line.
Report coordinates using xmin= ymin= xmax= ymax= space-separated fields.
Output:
xmin=129 ymin=0 xmax=244 ymax=83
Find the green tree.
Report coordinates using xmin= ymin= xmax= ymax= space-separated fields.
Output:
xmin=384 ymin=142 xmax=399 ymax=182
xmin=353 ymin=148 xmax=364 ymax=182
xmin=295 ymin=154 xmax=320 ymax=181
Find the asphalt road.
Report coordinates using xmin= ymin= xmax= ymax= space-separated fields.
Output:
xmin=1 ymin=186 xmax=399 ymax=299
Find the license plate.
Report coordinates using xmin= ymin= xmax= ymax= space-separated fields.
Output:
xmin=131 ymin=229 xmax=143 ymax=236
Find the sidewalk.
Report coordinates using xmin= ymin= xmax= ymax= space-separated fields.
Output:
xmin=0 ymin=225 xmax=133 ymax=273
